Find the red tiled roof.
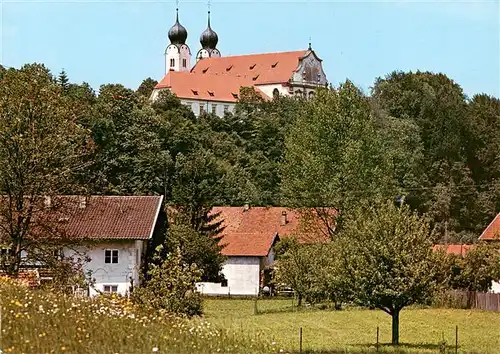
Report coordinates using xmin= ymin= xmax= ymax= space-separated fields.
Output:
xmin=191 ymin=50 xmax=308 ymax=85
xmin=210 ymin=207 xmax=332 ymax=257
xmin=62 ymin=196 xmax=163 ymax=240
xmin=0 ymin=196 xmax=163 ymax=241
xmin=155 ymin=71 xmax=270 ymax=103
xmin=433 ymin=244 xmax=475 ymax=257
xmin=220 ymin=232 xmax=278 ymax=257
xmin=479 ymin=213 xmax=500 ymax=240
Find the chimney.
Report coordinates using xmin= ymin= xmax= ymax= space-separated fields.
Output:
xmin=44 ymin=196 xmax=51 ymax=209
xmin=281 ymin=210 xmax=288 ymax=226
xmin=243 ymin=203 xmax=250 ymax=212
xmin=78 ymin=196 xmax=87 ymax=209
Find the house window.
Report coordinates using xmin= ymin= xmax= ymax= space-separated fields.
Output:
xmin=211 ymin=104 xmax=217 ymax=114
xmin=308 ymin=91 xmax=315 ymax=99
xmin=200 ymin=104 xmax=206 ymax=115
xmin=182 ymin=58 xmax=187 ymax=68
xmin=273 ymin=88 xmax=280 ymax=100
xmin=170 ymin=58 xmax=175 ymax=68
xmin=103 ymin=285 xmax=118 ymax=293
xmin=104 ymin=249 xmax=118 ymax=264
xmin=223 ymin=105 xmax=230 ymax=114
xmin=184 ymin=102 xmax=192 ymax=110
xmin=221 ymin=278 xmax=228 ymax=287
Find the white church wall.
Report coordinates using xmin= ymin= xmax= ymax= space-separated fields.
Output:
xmin=165 ymin=44 xmax=191 ymax=73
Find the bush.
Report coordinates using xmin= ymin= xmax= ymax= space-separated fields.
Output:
xmin=132 ymin=246 xmax=203 ymax=317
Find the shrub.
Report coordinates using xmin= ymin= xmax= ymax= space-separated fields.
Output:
xmin=132 ymin=246 xmax=203 ymax=317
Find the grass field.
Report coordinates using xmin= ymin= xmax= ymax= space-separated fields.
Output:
xmin=204 ymin=298 xmax=500 ymax=353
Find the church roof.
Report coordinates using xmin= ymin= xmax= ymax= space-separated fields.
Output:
xmin=155 ymin=70 xmax=270 ymax=103
xmin=191 ymin=50 xmax=308 ymax=85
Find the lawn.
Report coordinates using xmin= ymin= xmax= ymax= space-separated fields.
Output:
xmin=204 ymin=298 xmax=500 ymax=353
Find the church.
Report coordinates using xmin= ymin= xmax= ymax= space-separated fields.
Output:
xmin=151 ymin=8 xmax=329 ymax=117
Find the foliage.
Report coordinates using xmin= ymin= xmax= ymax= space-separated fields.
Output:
xmin=165 ymin=217 xmax=226 ymax=282
xmin=280 ymin=83 xmax=396 ymax=234
xmin=443 ymin=243 xmax=500 ymax=292
xmin=0 ymin=64 xmax=91 ymax=275
xmin=0 ymin=278 xmax=281 ymax=354
xmin=136 ymin=77 xmax=158 ymax=98
xmin=339 ymin=200 xmax=442 ymax=344
xmin=132 ymin=245 xmax=203 ymax=317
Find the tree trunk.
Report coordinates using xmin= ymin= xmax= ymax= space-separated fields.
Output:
xmin=297 ymin=294 xmax=303 ymax=307
xmin=391 ymin=309 xmax=400 ymax=345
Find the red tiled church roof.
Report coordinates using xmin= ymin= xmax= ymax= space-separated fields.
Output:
xmin=191 ymin=50 xmax=308 ymax=85
xmin=155 ymin=50 xmax=311 ymax=102
xmin=155 ymin=71 xmax=269 ymax=102
xmin=479 ymin=213 xmax=500 ymax=240
xmin=211 ymin=206 xmax=332 ymax=257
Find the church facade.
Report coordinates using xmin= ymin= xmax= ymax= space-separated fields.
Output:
xmin=151 ymin=8 xmax=329 ymax=117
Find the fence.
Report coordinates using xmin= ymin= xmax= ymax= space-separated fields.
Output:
xmin=437 ymin=290 xmax=500 ymax=312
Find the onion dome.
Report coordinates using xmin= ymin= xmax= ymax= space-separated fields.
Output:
xmin=200 ymin=11 xmax=218 ymax=49
xmin=168 ymin=8 xmax=188 ymax=45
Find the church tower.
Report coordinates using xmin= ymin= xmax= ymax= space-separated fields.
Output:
xmin=165 ymin=8 xmax=191 ymax=73
xmin=196 ymin=11 xmax=221 ymax=61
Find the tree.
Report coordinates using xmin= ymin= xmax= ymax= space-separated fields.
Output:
xmin=58 ymin=69 xmax=70 ymax=91
xmin=136 ymin=77 xmax=158 ymax=98
xmin=132 ymin=245 xmax=203 ymax=317
xmin=165 ymin=217 xmax=226 ymax=282
xmin=0 ymin=64 xmax=91 ymax=275
xmin=340 ymin=200 xmax=441 ymax=345
xmin=280 ymin=83 xmax=396 ymax=235
xmin=444 ymin=243 xmax=500 ymax=292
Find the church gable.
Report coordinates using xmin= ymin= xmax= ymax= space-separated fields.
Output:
xmin=291 ymin=50 xmax=328 ymax=86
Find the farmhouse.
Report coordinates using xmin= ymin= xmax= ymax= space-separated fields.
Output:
xmin=196 ymin=206 xmax=331 ymax=296
xmin=1 ymin=196 xmax=164 ymax=297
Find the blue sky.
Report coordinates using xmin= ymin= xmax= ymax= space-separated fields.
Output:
xmin=1 ymin=0 xmax=499 ymax=97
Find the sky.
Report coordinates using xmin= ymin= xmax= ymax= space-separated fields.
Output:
xmin=1 ymin=0 xmax=499 ymax=97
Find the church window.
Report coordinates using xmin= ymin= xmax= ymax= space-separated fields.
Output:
xmin=170 ymin=58 xmax=175 ymax=68
xmin=224 ymin=105 xmax=230 ymax=114
xmin=212 ymin=104 xmax=217 ymax=114
xmin=200 ymin=105 xmax=206 ymax=115
xmin=182 ymin=59 xmax=187 ymax=68
xmin=273 ymin=88 xmax=280 ymax=100
xmin=308 ymin=91 xmax=315 ymax=99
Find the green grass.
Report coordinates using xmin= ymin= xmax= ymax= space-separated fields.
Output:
xmin=0 ymin=278 xmax=280 ymax=354
xmin=204 ymin=298 xmax=500 ymax=353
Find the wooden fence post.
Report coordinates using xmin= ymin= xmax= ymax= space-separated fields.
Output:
xmin=376 ymin=326 xmax=379 ymax=352
xmin=455 ymin=325 xmax=458 ymax=354
xmin=299 ymin=327 xmax=303 ymax=354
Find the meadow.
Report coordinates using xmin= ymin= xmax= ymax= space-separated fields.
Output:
xmin=204 ymin=298 xmax=500 ymax=353
xmin=3 ymin=278 xmax=499 ymax=354
xmin=0 ymin=278 xmax=281 ymax=354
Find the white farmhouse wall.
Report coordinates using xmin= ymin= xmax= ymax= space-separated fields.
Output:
xmin=196 ymin=256 xmax=261 ymax=296
xmin=65 ymin=240 xmax=146 ymax=297
xmin=491 ymin=281 xmax=500 ymax=293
